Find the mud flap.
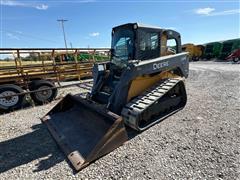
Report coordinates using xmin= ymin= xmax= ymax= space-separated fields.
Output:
xmin=41 ymin=94 xmax=128 ymax=171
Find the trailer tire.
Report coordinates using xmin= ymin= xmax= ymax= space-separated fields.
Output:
xmin=0 ymin=84 xmax=25 ymax=111
xmin=30 ymin=80 xmax=58 ymax=105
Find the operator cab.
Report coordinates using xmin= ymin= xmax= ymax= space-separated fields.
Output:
xmin=111 ymin=23 xmax=182 ymax=68
xmin=91 ymin=23 xmax=182 ymax=104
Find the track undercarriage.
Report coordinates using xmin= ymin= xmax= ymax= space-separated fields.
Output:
xmin=122 ymin=78 xmax=187 ymax=131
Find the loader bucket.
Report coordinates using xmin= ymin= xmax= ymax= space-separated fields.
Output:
xmin=41 ymin=94 xmax=128 ymax=171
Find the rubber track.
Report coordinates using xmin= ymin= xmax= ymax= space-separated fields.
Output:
xmin=121 ymin=78 xmax=185 ymax=131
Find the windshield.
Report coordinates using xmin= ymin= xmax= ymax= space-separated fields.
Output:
xmin=111 ymin=28 xmax=134 ymax=68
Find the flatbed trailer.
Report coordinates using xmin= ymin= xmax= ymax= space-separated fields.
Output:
xmin=0 ymin=48 xmax=110 ymax=111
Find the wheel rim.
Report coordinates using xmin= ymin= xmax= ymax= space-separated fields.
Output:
xmin=0 ymin=91 xmax=19 ymax=107
xmin=35 ymin=86 xmax=53 ymax=102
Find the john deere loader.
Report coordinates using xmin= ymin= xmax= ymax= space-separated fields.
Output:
xmin=42 ymin=23 xmax=189 ymax=171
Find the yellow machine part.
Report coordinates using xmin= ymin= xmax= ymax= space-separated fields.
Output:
xmin=127 ymin=71 xmax=179 ymax=101
xmin=183 ymin=44 xmax=204 ymax=59
xmin=193 ymin=45 xmax=204 ymax=57
xmin=182 ymin=44 xmax=194 ymax=58
xmin=161 ymin=33 xmax=168 ymax=56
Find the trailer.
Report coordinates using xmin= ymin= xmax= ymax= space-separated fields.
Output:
xmin=0 ymin=48 xmax=110 ymax=111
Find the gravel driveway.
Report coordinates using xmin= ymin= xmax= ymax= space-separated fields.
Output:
xmin=0 ymin=61 xmax=239 ymax=179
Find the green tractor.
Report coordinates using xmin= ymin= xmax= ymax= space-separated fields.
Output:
xmin=218 ymin=38 xmax=240 ymax=60
xmin=202 ymin=42 xmax=222 ymax=60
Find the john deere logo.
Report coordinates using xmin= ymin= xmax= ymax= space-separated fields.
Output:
xmin=153 ymin=61 xmax=169 ymax=70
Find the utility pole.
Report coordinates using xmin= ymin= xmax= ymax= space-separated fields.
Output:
xmin=57 ymin=19 xmax=68 ymax=49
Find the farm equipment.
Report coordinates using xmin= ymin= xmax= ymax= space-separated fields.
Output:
xmin=182 ymin=44 xmax=204 ymax=61
xmin=0 ymin=48 xmax=110 ymax=111
xmin=226 ymin=48 xmax=240 ymax=62
xmin=218 ymin=38 xmax=240 ymax=60
xmin=202 ymin=42 xmax=222 ymax=60
xmin=182 ymin=44 xmax=194 ymax=60
xmin=193 ymin=45 xmax=205 ymax=60
xmin=42 ymin=23 xmax=189 ymax=171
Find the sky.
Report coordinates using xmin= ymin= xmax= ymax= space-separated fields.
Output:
xmin=0 ymin=0 xmax=239 ymax=48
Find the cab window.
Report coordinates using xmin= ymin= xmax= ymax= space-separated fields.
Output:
xmin=166 ymin=39 xmax=177 ymax=55
xmin=139 ymin=32 xmax=159 ymax=51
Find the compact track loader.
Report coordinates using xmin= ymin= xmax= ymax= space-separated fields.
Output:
xmin=42 ymin=23 xmax=189 ymax=171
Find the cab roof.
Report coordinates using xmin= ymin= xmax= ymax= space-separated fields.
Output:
xmin=113 ymin=22 xmax=163 ymax=30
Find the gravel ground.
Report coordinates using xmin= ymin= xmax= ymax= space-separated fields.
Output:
xmin=0 ymin=61 xmax=239 ymax=179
